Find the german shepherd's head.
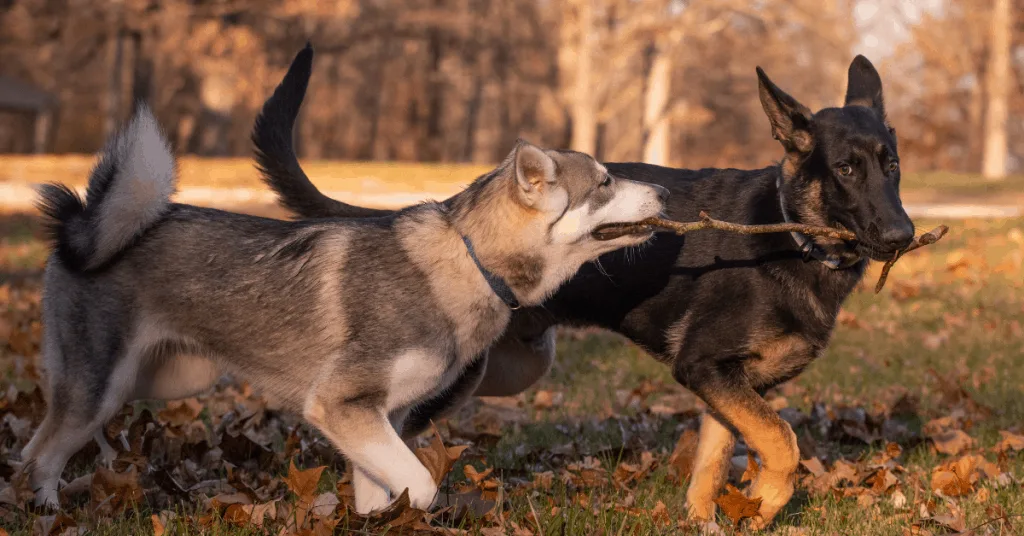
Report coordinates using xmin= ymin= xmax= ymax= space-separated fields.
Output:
xmin=757 ymin=56 xmax=914 ymax=261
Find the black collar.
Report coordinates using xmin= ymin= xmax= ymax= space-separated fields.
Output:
xmin=461 ymin=235 xmax=521 ymax=310
xmin=776 ymin=177 xmax=861 ymax=270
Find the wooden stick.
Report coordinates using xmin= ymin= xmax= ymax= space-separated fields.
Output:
xmin=593 ymin=214 xmax=950 ymax=294
xmin=873 ymin=225 xmax=949 ymax=293
xmin=592 ymin=212 xmax=857 ymax=241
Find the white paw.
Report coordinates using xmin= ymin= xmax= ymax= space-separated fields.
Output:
xmin=354 ymin=486 xmax=391 ymax=515
xmin=34 ymin=488 xmax=60 ymax=510
xmin=405 ymin=472 xmax=438 ymax=511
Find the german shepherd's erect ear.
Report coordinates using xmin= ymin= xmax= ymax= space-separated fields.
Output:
xmin=844 ymin=55 xmax=886 ymax=118
xmin=756 ymin=67 xmax=815 ymax=155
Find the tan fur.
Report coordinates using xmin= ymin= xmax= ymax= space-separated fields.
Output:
xmin=685 ymin=413 xmax=735 ymax=521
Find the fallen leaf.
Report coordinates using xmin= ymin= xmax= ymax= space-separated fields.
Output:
xmin=150 ymin=515 xmax=165 ymax=536
xmin=532 ymin=390 xmax=554 ymax=409
xmin=464 ymin=465 xmax=494 ymax=487
xmin=156 ymin=398 xmax=204 ymax=426
xmin=929 ymin=429 xmax=975 ymax=456
xmin=931 ymin=470 xmax=972 ymax=497
xmin=90 ymin=466 xmax=143 ymax=516
xmin=283 ymin=460 xmax=326 ymax=503
xmin=800 ymin=458 xmax=827 ymax=477
xmin=713 ymin=484 xmax=761 ymax=524
xmin=414 ymin=424 xmax=470 ymax=485
xmin=310 ymin=492 xmax=339 ymax=517
xmin=995 ymin=430 xmax=1024 ymax=453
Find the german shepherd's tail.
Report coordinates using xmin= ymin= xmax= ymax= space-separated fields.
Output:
xmin=252 ymin=43 xmax=390 ymax=219
xmin=37 ymin=105 xmax=176 ymax=271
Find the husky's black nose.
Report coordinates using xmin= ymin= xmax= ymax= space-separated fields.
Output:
xmin=653 ymin=185 xmax=670 ymax=203
xmin=882 ymin=222 xmax=914 ymax=249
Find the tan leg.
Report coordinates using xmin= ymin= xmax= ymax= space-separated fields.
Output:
xmin=704 ymin=388 xmax=799 ymax=530
xmin=685 ymin=412 xmax=735 ymax=521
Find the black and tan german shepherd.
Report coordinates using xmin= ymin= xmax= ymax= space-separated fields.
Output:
xmin=252 ymin=46 xmax=914 ymax=529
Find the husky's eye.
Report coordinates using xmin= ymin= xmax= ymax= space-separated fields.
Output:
xmin=887 ymin=160 xmax=899 ymax=173
xmin=600 ymin=175 xmax=613 ymax=187
xmin=836 ymin=164 xmax=853 ymax=177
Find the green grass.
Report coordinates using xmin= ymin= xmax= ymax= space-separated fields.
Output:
xmin=1 ymin=216 xmax=1022 ymax=535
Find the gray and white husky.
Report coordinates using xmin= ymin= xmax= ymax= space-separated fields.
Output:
xmin=21 ymin=107 xmax=667 ymax=513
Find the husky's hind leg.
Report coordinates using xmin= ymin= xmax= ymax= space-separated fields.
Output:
xmin=23 ymin=340 xmax=142 ymax=508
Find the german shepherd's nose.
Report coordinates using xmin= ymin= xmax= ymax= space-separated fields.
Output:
xmin=882 ymin=222 xmax=914 ymax=249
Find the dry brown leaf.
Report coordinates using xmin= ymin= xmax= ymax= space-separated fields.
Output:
xmin=89 ymin=466 xmax=143 ymax=516
xmin=929 ymin=429 xmax=975 ymax=456
xmin=150 ymin=514 xmax=165 ymax=536
xmin=866 ymin=468 xmax=898 ymax=494
xmin=309 ymin=492 xmax=339 ymax=517
xmin=713 ymin=484 xmax=762 ymax=524
xmin=156 ymin=398 xmax=204 ymax=426
xmin=930 ymin=470 xmax=972 ymax=497
xmin=464 ymin=465 xmax=494 ymax=487
xmin=650 ymin=500 xmax=670 ymax=526
xmin=995 ymin=430 xmax=1024 ymax=453
xmin=668 ymin=429 xmax=699 ymax=481
xmin=740 ymin=453 xmax=759 ymax=484
xmin=532 ymin=390 xmax=554 ymax=409
xmin=532 ymin=471 xmax=554 ymax=490
xmin=800 ymin=457 xmax=827 ymax=477
xmin=414 ymin=425 xmax=470 ymax=485
xmin=283 ymin=460 xmax=326 ymax=503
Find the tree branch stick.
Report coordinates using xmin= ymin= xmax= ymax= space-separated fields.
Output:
xmin=873 ymin=225 xmax=949 ymax=293
xmin=592 ymin=212 xmax=857 ymax=241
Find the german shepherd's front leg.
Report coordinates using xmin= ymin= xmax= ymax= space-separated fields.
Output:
xmin=684 ymin=412 xmax=735 ymax=521
xmin=684 ymin=371 xmax=799 ymax=530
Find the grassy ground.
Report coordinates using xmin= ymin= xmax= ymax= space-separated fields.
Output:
xmin=0 ymin=206 xmax=1021 ymax=534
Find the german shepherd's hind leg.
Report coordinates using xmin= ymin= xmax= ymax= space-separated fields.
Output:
xmin=692 ymin=382 xmax=799 ymax=530
xmin=304 ymin=392 xmax=436 ymax=513
xmin=685 ymin=412 xmax=735 ymax=521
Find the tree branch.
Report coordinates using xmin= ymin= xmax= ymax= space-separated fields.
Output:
xmin=873 ymin=225 xmax=949 ymax=293
xmin=592 ymin=212 xmax=857 ymax=241
xmin=593 ymin=215 xmax=950 ymax=294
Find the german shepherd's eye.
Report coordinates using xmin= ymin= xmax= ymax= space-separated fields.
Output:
xmin=836 ymin=164 xmax=853 ymax=177
xmin=600 ymin=175 xmax=613 ymax=187
xmin=887 ymin=160 xmax=899 ymax=173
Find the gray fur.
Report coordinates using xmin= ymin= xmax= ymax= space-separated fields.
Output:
xmin=23 ymin=114 xmax=667 ymax=513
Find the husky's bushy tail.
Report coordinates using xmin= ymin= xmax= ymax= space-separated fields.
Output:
xmin=37 ymin=106 xmax=176 ymax=271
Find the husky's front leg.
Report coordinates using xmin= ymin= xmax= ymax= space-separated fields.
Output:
xmin=305 ymin=395 xmax=436 ymax=512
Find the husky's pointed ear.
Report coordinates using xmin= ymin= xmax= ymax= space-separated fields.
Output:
xmin=757 ymin=67 xmax=814 ymax=155
xmin=512 ymin=139 xmax=555 ymax=206
xmin=844 ymin=55 xmax=885 ymax=118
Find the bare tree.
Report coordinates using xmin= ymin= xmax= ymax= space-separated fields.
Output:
xmin=982 ymin=0 xmax=1012 ymax=180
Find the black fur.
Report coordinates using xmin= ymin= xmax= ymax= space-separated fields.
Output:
xmin=254 ymin=50 xmax=914 ymax=445
xmin=252 ymin=43 xmax=390 ymax=219
xmin=36 ymin=152 xmax=122 ymax=271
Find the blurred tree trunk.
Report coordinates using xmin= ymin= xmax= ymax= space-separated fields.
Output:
xmin=569 ymin=0 xmax=596 ymax=155
xmin=104 ymin=30 xmax=125 ymax=138
xmin=642 ymin=40 xmax=671 ymax=165
xmin=981 ymin=0 xmax=1011 ymax=180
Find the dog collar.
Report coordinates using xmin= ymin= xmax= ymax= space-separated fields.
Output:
xmin=460 ymin=235 xmax=521 ymax=310
xmin=776 ymin=177 xmax=858 ymax=270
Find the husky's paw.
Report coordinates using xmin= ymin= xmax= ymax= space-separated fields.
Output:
xmin=406 ymin=471 xmax=439 ymax=511
xmin=33 ymin=489 xmax=60 ymax=512
xmin=354 ymin=485 xmax=392 ymax=515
